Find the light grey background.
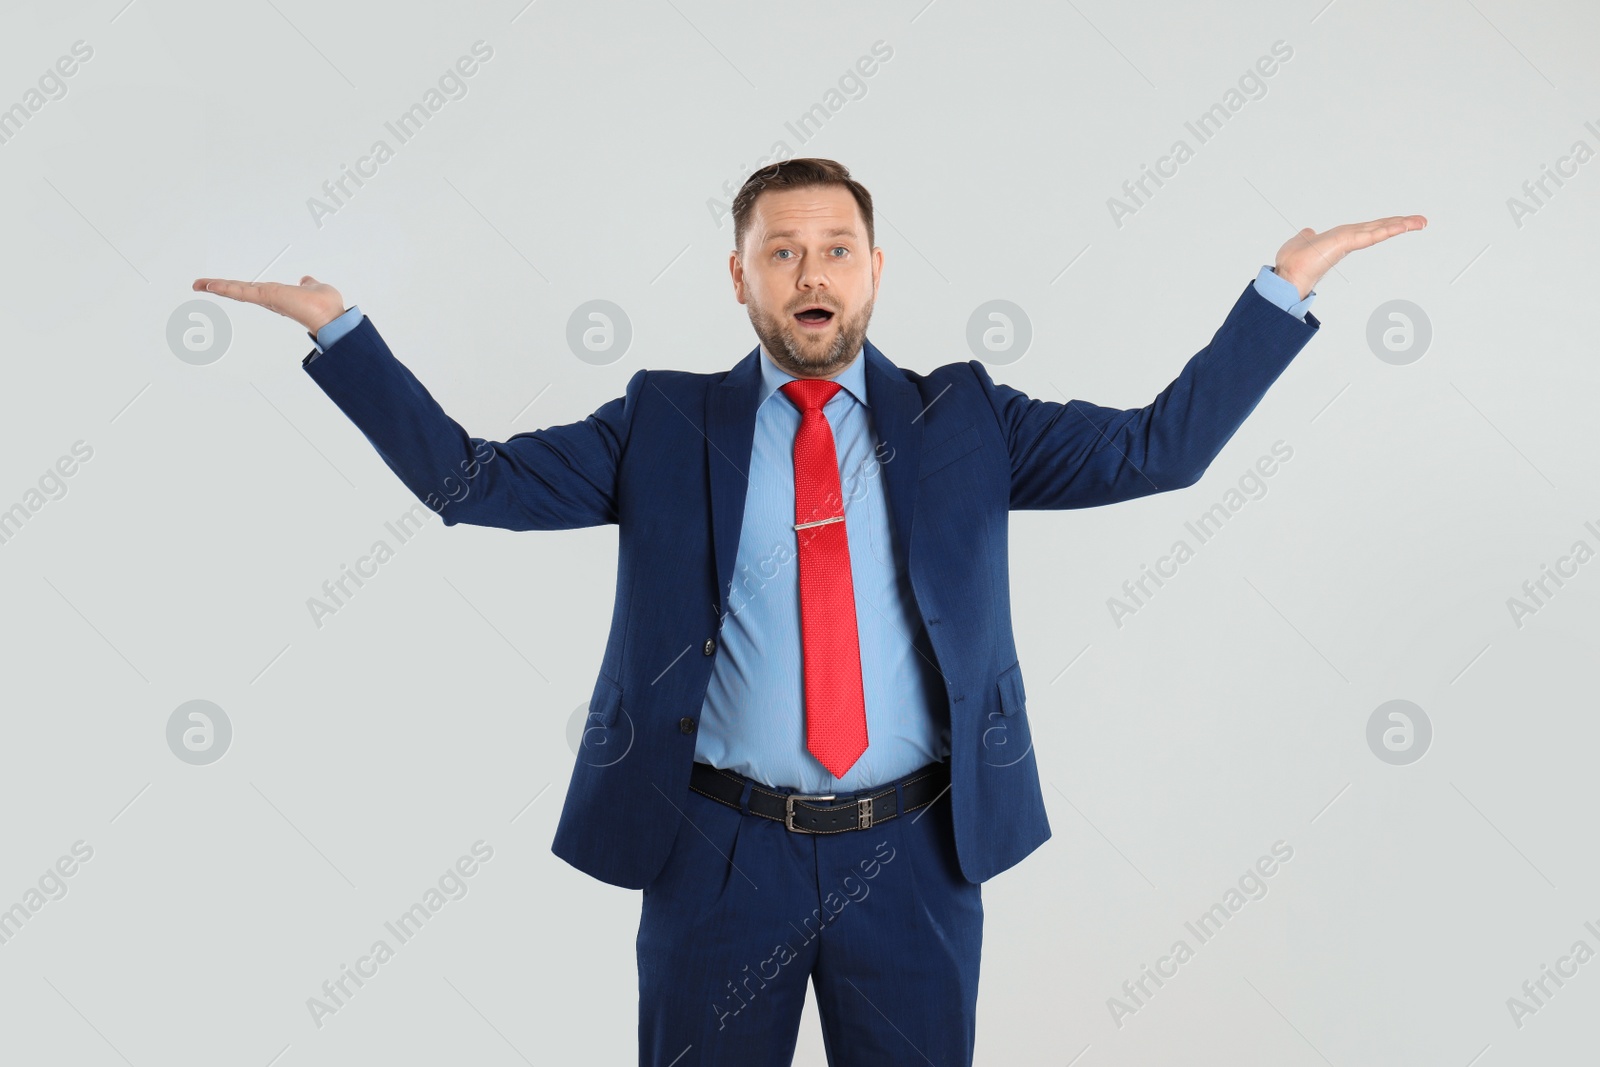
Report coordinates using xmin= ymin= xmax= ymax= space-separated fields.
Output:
xmin=2 ymin=0 xmax=1596 ymax=1063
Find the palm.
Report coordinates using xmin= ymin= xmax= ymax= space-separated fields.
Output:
xmin=1273 ymin=215 xmax=1427 ymax=298
xmin=189 ymin=275 xmax=346 ymax=334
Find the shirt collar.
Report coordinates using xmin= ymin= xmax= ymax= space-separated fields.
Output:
xmin=756 ymin=341 xmax=870 ymax=411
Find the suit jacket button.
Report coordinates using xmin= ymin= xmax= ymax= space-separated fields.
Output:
xmin=702 ymin=638 xmax=716 ymax=655
xmin=679 ymin=717 xmax=696 ymax=734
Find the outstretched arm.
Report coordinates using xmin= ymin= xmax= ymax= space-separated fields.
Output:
xmin=980 ymin=276 xmax=1317 ymax=510
xmin=191 ymin=276 xmax=643 ymax=530
xmin=982 ymin=213 xmax=1428 ymax=510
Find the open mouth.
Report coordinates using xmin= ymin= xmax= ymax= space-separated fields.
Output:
xmin=794 ymin=306 xmax=836 ymax=329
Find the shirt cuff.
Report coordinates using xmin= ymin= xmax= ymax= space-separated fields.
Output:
xmin=1253 ymin=266 xmax=1315 ymax=321
xmin=305 ymin=305 xmax=363 ymax=361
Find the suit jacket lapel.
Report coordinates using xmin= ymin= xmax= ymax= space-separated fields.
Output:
xmin=861 ymin=338 xmax=924 ymax=574
xmin=706 ymin=346 xmax=763 ymax=617
xmin=705 ymin=339 xmax=925 ymax=618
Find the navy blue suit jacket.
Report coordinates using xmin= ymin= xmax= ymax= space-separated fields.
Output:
xmin=302 ymin=280 xmax=1319 ymax=888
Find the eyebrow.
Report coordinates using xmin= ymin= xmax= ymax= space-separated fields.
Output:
xmin=762 ymin=227 xmax=857 ymax=242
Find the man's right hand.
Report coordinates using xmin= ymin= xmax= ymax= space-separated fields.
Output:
xmin=190 ymin=275 xmax=347 ymax=336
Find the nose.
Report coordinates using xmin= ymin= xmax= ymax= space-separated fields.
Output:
xmin=796 ymin=265 xmax=831 ymax=296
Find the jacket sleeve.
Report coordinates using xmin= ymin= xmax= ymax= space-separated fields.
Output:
xmin=301 ymin=313 xmax=645 ymax=530
xmin=975 ymin=279 xmax=1319 ymax=511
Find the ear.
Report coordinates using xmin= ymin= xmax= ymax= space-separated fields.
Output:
xmin=729 ymin=249 xmax=748 ymax=305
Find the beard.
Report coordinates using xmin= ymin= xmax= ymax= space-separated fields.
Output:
xmin=747 ymin=291 xmax=874 ymax=380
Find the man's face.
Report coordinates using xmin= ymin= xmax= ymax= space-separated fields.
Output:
xmin=730 ymin=184 xmax=883 ymax=380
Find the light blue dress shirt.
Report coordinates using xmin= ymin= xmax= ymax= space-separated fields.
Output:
xmin=305 ymin=267 xmax=1315 ymax=792
xmin=692 ymin=339 xmax=949 ymax=793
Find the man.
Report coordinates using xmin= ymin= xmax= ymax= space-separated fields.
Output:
xmin=194 ymin=158 xmax=1424 ymax=1065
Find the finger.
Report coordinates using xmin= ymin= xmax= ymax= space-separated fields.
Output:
xmin=192 ymin=277 xmax=249 ymax=301
xmin=1361 ymin=215 xmax=1428 ymax=239
xmin=1297 ymin=227 xmax=1342 ymax=267
xmin=1282 ymin=226 xmax=1319 ymax=251
xmin=1351 ymin=215 xmax=1428 ymax=249
xmin=1287 ymin=227 xmax=1342 ymax=269
xmin=192 ymin=278 xmax=273 ymax=306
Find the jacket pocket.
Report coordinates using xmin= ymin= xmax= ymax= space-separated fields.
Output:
xmin=984 ymin=660 xmax=1033 ymax=768
xmin=996 ymin=660 xmax=1025 ymax=717
xmin=918 ymin=423 xmax=983 ymax=481
xmin=588 ymin=673 xmax=624 ymax=728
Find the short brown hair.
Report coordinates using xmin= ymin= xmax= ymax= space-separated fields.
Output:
xmin=731 ymin=157 xmax=875 ymax=257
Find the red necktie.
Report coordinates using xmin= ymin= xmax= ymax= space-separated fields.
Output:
xmin=779 ymin=379 xmax=868 ymax=780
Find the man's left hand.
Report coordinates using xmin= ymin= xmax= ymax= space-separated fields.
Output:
xmin=1274 ymin=215 xmax=1428 ymax=299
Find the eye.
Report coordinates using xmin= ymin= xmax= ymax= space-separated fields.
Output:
xmin=830 ymin=246 xmax=848 ymax=257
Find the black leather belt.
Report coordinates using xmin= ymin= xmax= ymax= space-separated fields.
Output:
xmin=689 ymin=758 xmax=950 ymax=834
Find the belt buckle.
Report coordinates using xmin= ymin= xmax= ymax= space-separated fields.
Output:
xmin=784 ymin=792 xmax=835 ymax=833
